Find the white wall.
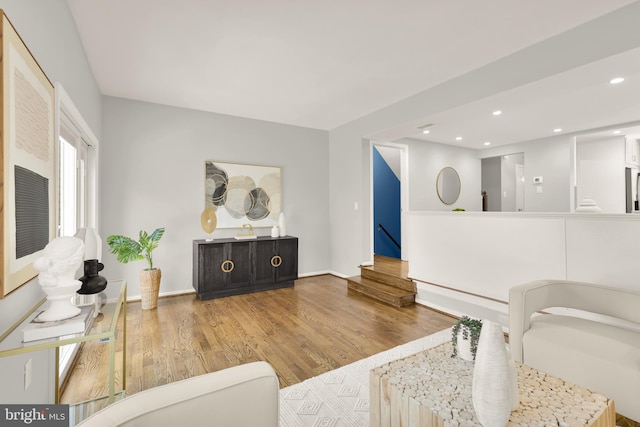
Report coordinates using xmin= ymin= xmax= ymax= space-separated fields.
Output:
xmin=100 ymin=97 xmax=330 ymax=299
xmin=0 ymin=0 xmax=101 ymax=403
xmin=576 ymin=136 xmax=626 ymax=213
xmin=0 ymin=0 xmax=101 ymax=135
xmin=0 ymin=349 xmax=54 ymax=404
xmin=408 ymin=211 xmax=640 ymax=327
xmin=399 ymin=138 xmax=480 ymax=212
xmin=375 ymin=145 xmax=401 ymax=178
xmin=566 ymin=215 xmax=640 ymax=287
xmin=409 ymin=212 xmax=568 ymax=302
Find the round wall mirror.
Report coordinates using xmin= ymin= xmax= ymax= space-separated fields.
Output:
xmin=436 ymin=167 xmax=461 ymax=205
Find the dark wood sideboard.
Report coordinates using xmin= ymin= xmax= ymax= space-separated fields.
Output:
xmin=192 ymin=236 xmax=298 ymax=300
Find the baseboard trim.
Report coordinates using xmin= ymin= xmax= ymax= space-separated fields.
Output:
xmin=124 ymin=273 xmax=346 ymax=303
xmin=415 ymin=281 xmax=510 ymax=331
xmin=326 ymin=271 xmax=349 ymax=279
xmin=299 ymin=270 xmax=332 ymax=278
xmin=125 ymin=288 xmax=196 ymax=303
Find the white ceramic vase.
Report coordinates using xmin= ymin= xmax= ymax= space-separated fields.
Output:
xmin=472 ymin=320 xmax=511 ymax=427
xmin=74 ymin=227 xmax=102 ymax=260
xmin=278 ymin=212 xmax=287 ymax=237
xmin=456 ymin=329 xmax=474 ymax=361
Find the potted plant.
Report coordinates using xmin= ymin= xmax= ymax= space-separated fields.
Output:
xmin=107 ymin=227 xmax=165 ymax=310
xmin=451 ymin=316 xmax=482 ymax=361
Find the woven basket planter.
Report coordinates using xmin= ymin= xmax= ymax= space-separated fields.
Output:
xmin=140 ymin=268 xmax=161 ymax=310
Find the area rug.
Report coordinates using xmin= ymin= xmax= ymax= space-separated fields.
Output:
xmin=279 ymin=328 xmax=452 ymax=427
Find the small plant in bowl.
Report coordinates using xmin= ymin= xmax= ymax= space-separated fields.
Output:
xmin=451 ymin=316 xmax=483 ymax=360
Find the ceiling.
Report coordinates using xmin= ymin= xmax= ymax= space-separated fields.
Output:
xmin=372 ymin=45 xmax=640 ymax=148
xmin=67 ymin=0 xmax=639 ymax=147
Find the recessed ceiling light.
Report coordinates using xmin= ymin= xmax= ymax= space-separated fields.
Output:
xmin=613 ymin=130 xmax=621 ymax=134
xmin=455 ymin=136 xmax=463 ymax=141
xmin=418 ymin=123 xmax=434 ymax=134
xmin=553 ymin=128 xmax=562 ymax=133
xmin=483 ymin=142 xmax=491 ymax=146
xmin=610 ymin=77 xmax=625 ymax=84
xmin=492 ymin=110 xmax=502 ymax=116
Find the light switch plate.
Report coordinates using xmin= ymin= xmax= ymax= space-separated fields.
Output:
xmin=24 ymin=358 xmax=32 ymax=391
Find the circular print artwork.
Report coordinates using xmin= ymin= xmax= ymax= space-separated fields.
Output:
xmin=204 ymin=161 xmax=282 ymax=227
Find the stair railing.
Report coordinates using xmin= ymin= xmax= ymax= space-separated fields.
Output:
xmin=377 ymin=223 xmax=401 ymax=250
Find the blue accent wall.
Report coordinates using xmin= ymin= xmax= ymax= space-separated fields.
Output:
xmin=373 ymin=147 xmax=401 ymax=258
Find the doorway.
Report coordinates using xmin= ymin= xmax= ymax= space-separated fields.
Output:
xmin=371 ymin=142 xmax=408 ymax=260
xmin=481 ymin=152 xmax=525 ymax=212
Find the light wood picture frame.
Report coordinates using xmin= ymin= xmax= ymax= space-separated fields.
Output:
xmin=0 ymin=10 xmax=56 ymax=298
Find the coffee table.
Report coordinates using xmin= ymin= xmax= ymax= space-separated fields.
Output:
xmin=370 ymin=341 xmax=615 ymax=427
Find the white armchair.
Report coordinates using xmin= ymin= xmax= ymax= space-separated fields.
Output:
xmin=77 ymin=361 xmax=279 ymax=427
xmin=509 ymin=280 xmax=640 ymax=422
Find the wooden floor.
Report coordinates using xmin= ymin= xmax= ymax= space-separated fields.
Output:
xmin=619 ymin=415 xmax=640 ymax=427
xmin=60 ymin=274 xmax=457 ymax=404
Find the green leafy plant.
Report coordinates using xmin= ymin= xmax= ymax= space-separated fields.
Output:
xmin=452 ymin=207 xmax=465 ymax=211
xmin=107 ymin=228 xmax=165 ymax=270
xmin=451 ymin=316 xmax=483 ymax=359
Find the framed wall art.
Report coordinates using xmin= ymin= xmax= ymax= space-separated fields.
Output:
xmin=205 ymin=161 xmax=281 ymax=228
xmin=0 ymin=10 xmax=56 ymax=297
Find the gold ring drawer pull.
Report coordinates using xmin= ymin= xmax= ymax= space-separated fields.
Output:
xmin=271 ymin=255 xmax=282 ymax=268
xmin=221 ymin=260 xmax=235 ymax=273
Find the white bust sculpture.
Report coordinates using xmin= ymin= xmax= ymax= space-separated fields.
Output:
xmin=34 ymin=236 xmax=85 ymax=321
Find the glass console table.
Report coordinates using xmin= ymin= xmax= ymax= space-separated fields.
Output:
xmin=0 ymin=280 xmax=127 ymax=413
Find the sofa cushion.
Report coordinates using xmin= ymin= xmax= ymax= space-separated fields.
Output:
xmin=523 ymin=314 xmax=640 ymax=421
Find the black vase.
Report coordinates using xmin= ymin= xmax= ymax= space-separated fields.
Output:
xmin=77 ymin=259 xmax=108 ymax=294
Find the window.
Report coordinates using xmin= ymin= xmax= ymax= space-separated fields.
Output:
xmin=59 ymin=112 xmax=89 ymax=236
xmin=55 ymin=84 xmax=99 ymax=381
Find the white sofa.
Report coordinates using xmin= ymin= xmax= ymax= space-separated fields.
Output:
xmin=77 ymin=361 xmax=279 ymax=427
xmin=509 ymin=279 xmax=640 ymax=422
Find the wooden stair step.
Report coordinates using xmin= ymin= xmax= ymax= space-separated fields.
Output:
xmin=347 ymin=276 xmax=415 ymax=308
xmin=360 ymin=266 xmax=416 ymax=293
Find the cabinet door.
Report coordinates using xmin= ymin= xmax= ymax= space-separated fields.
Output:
xmin=275 ymin=238 xmax=298 ymax=282
xmin=226 ymin=241 xmax=252 ymax=288
xmin=199 ymin=243 xmax=226 ymax=293
xmin=253 ymin=240 xmax=276 ymax=286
